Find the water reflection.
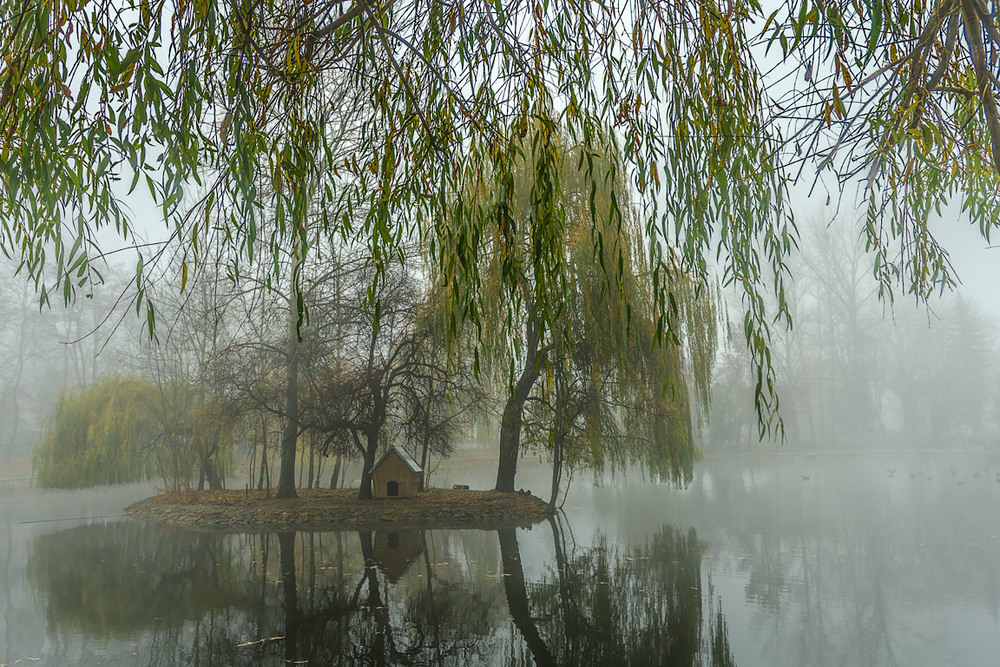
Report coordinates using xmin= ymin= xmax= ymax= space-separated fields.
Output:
xmin=14 ymin=458 xmax=1000 ymax=666
xmin=28 ymin=524 xmax=239 ymax=635
xmin=524 ymin=521 xmax=709 ymax=665
xmin=28 ymin=520 xmax=734 ymax=666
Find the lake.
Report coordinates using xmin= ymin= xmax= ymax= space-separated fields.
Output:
xmin=3 ymin=452 xmax=1000 ymax=666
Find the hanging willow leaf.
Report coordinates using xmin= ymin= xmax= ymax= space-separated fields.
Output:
xmin=8 ymin=0 xmax=1000 ymax=437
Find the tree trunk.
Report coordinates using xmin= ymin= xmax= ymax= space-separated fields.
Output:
xmin=329 ymin=455 xmax=342 ymax=489
xmin=549 ymin=427 xmax=564 ymax=507
xmin=306 ymin=435 xmax=315 ymax=490
xmin=357 ymin=426 xmax=379 ymax=500
xmin=419 ymin=375 xmax=431 ymax=491
xmin=358 ymin=389 xmax=387 ymax=500
xmin=277 ymin=341 xmax=299 ymax=498
xmin=298 ymin=436 xmax=305 ymax=488
xmin=548 ymin=373 xmax=570 ymax=506
xmin=198 ymin=439 xmax=224 ymax=491
xmin=496 ymin=317 xmax=543 ymax=492
xmin=248 ymin=435 xmax=257 ymax=492
xmin=205 ymin=455 xmax=222 ymax=491
xmin=419 ymin=422 xmax=430 ymax=492
xmin=258 ymin=433 xmax=269 ymax=491
xmin=277 ymin=274 xmax=301 ymax=500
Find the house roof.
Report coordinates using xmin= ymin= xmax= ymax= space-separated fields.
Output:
xmin=369 ymin=445 xmax=423 ymax=474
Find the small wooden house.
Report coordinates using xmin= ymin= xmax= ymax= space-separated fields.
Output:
xmin=370 ymin=446 xmax=423 ymax=499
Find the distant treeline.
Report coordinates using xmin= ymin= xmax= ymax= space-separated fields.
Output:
xmin=707 ymin=217 xmax=997 ymax=452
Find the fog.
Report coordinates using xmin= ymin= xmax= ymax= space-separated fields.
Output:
xmin=0 ymin=266 xmax=138 ymax=466
xmin=5 ymin=211 xmax=999 ymax=464
xmin=4 ymin=207 xmax=1000 ymax=665
xmin=705 ymin=210 xmax=1000 ymax=454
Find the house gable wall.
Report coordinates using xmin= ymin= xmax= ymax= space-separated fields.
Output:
xmin=371 ymin=450 xmax=422 ymax=498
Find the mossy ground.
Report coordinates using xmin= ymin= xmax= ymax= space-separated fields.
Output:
xmin=126 ymin=487 xmax=554 ymax=531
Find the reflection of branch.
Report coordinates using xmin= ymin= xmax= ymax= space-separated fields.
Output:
xmin=236 ymin=635 xmax=286 ymax=647
xmin=547 ymin=515 xmax=588 ymax=640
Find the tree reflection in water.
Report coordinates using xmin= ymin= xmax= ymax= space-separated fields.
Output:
xmin=517 ymin=518 xmax=736 ymax=666
xmin=28 ymin=522 xmax=240 ymax=636
xmin=28 ymin=519 xmax=734 ymax=665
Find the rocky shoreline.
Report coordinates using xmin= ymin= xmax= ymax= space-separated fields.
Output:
xmin=125 ymin=488 xmax=554 ymax=531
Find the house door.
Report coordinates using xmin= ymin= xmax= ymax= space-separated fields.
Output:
xmin=387 ymin=481 xmax=399 ymax=497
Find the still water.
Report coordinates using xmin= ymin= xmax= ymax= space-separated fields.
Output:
xmin=3 ymin=453 xmax=1000 ymax=666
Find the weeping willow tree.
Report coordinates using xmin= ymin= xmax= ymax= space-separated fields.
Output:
xmin=9 ymin=0 xmax=998 ymax=462
xmin=538 ymin=141 xmax=722 ymax=499
xmin=151 ymin=383 xmax=237 ymax=491
xmin=439 ymin=123 xmax=720 ymax=494
xmin=0 ymin=0 xmax=789 ymax=452
xmin=33 ymin=375 xmax=234 ymax=488
xmin=33 ymin=376 xmax=160 ymax=488
xmin=766 ymin=1 xmax=1000 ymax=299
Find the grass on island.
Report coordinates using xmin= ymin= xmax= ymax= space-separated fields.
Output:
xmin=126 ymin=487 xmax=554 ymax=530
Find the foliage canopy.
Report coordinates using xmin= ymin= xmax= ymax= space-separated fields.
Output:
xmin=446 ymin=127 xmax=720 ymax=491
xmin=766 ymin=0 xmax=1000 ymax=300
xmin=1 ymin=0 xmax=787 ymax=425
xmin=3 ymin=0 xmax=1000 ymax=435
xmin=33 ymin=374 xmax=233 ymax=488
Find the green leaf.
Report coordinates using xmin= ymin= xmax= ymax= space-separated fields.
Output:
xmin=866 ymin=0 xmax=883 ymax=61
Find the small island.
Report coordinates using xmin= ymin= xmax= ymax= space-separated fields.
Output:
xmin=126 ymin=488 xmax=555 ymax=531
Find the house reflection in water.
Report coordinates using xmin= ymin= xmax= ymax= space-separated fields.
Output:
xmin=373 ymin=530 xmax=424 ymax=582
